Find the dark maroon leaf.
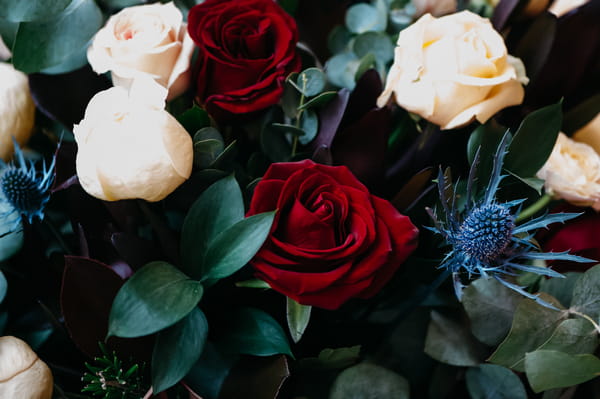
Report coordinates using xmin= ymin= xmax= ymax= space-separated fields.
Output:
xmin=311 ymin=89 xmax=350 ymax=153
xmin=312 ymin=145 xmax=333 ymax=165
xmin=512 ymin=12 xmax=557 ymax=81
xmin=563 ymin=93 xmax=600 ymax=134
xmin=28 ymin=65 xmax=111 ymax=130
xmin=219 ymin=355 xmax=290 ymax=399
xmin=391 ymin=168 xmax=434 ymax=212
xmin=341 ymin=69 xmax=383 ymax=128
xmin=138 ymin=201 xmax=180 ymax=265
xmin=491 ymin=0 xmax=521 ymax=31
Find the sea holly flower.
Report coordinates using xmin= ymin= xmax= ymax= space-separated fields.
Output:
xmin=427 ymin=133 xmax=593 ymax=309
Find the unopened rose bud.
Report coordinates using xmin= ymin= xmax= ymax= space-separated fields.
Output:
xmin=0 ymin=336 xmax=53 ymax=399
xmin=0 ymin=62 xmax=35 ymax=161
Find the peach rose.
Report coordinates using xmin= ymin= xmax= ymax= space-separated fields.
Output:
xmin=536 ymin=132 xmax=600 ymax=210
xmin=377 ymin=11 xmax=528 ymax=130
xmin=0 ymin=336 xmax=53 ymax=399
xmin=87 ymin=2 xmax=194 ymax=101
xmin=412 ymin=0 xmax=457 ymax=17
xmin=73 ymin=78 xmax=193 ymax=202
xmin=0 ymin=62 xmax=35 ymax=161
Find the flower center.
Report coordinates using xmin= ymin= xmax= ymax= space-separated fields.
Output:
xmin=1 ymin=167 xmax=49 ymax=217
xmin=455 ymin=203 xmax=514 ymax=261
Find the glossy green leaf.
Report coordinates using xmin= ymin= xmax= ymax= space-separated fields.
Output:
xmin=185 ymin=343 xmax=238 ymax=399
xmin=345 ymin=3 xmax=386 ymax=34
xmin=0 ymin=0 xmax=72 ymax=22
xmin=295 ymin=68 xmax=326 ymax=97
xmin=424 ymin=311 xmax=486 ymax=367
xmin=286 ymin=297 xmax=311 ymax=343
xmin=488 ymin=294 xmax=567 ymax=371
xmin=12 ymin=0 xmax=103 ymax=73
xmin=0 ymin=271 xmax=6 ymax=304
xmin=570 ymin=264 xmax=600 ymax=320
xmin=536 ymin=318 xmax=599 ymax=355
xmin=463 ymin=278 xmax=522 ymax=346
xmin=354 ymin=53 xmax=376 ymax=82
xmin=466 ymin=364 xmax=527 ymax=399
xmin=178 ymin=105 xmax=211 ymax=134
xmin=218 ymin=307 xmax=293 ymax=357
xmin=353 ymin=31 xmax=394 ymax=64
xmin=108 ymin=262 xmax=203 ymax=338
xmin=297 ymin=91 xmax=337 ymax=111
xmin=563 ymin=93 xmax=600 ymax=135
xmin=181 ymin=175 xmax=244 ymax=277
xmin=299 ymin=109 xmax=319 ymax=145
xmin=152 ymin=308 xmax=209 ymax=393
xmin=202 ymin=211 xmax=275 ymax=281
xmin=505 ymin=103 xmax=562 ymax=177
xmin=467 ymin=122 xmax=507 ymax=189
xmin=525 ymin=350 xmax=600 ymax=393
xmin=329 ymin=363 xmax=409 ymax=399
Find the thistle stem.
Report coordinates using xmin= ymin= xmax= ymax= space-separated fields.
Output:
xmin=515 ymin=193 xmax=552 ymax=223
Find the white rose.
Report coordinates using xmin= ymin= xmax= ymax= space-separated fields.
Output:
xmin=412 ymin=0 xmax=457 ymax=18
xmin=0 ymin=336 xmax=53 ymax=399
xmin=0 ymin=62 xmax=35 ymax=161
xmin=549 ymin=0 xmax=588 ymax=17
xmin=73 ymin=79 xmax=193 ymax=202
xmin=0 ymin=36 xmax=10 ymax=61
xmin=87 ymin=2 xmax=194 ymax=101
xmin=536 ymin=132 xmax=600 ymax=210
xmin=377 ymin=11 xmax=528 ymax=130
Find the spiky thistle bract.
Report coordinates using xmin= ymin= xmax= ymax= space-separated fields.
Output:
xmin=0 ymin=140 xmax=55 ymax=234
xmin=427 ymin=133 xmax=593 ymax=309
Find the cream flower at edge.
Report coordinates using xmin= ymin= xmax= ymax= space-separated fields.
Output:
xmin=73 ymin=78 xmax=193 ymax=202
xmin=536 ymin=132 xmax=600 ymax=210
xmin=412 ymin=0 xmax=457 ymax=18
xmin=377 ymin=11 xmax=528 ymax=130
xmin=549 ymin=0 xmax=589 ymax=17
xmin=87 ymin=2 xmax=194 ymax=101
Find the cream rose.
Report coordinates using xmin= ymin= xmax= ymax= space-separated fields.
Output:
xmin=73 ymin=79 xmax=193 ymax=202
xmin=87 ymin=2 xmax=194 ymax=101
xmin=0 ymin=62 xmax=35 ymax=161
xmin=549 ymin=0 xmax=588 ymax=17
xmin=412 ymin=0 xmax=457 ymax=18
xmin=0 ymin=36 xmax=10 ymax=61
xmin=0 ymin=336 xmax=53 ymax=399
xmin=377 ymin=11 xmax=528 ymax=130
xmin=536 ymin=132 xmax=600 ymax=210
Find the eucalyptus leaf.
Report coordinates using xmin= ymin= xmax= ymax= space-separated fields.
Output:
xmin=298 ymin=91 xmax=337 ymax=111
xmin=201 ymin=211 xmax=275 ymax=281
xmin=488 ymin=294 xmax=567 ymax=371
xmin=539 ymin=272 xmax=582 ymax=308
xmin=353 ymin=31 xmax=394 ymax=64
xmin=536 ymin=318 xmax=599 ymax=355
xmin=152 ymin=308 xmax=209 ymax=393
xmin=525 ymin=350 xmax=600 ymax=393
xmin=181 ymin=175 xmax=244 ymax=277
xmin=108 ymin=262 xmax=204 ymax=338
xmin=299 ymin=109 xmax=319 ymax=145
xmin=345 ymin=3 xmax=386 ymax=34
xmin=462 ymin=278 xmax=522 ymax=346
xmin=354 ymin=53 xmax=376 ymax=82
xmin=193 ymin=127 xmax=224 ymax=169
xmin=271 ymin=123 xmax=306 ymax=137
xmin=326 ymin=52 xmax=360 ymax=89
xmin=218 ymin=307 xmax=293 ymax=357
xmin=286 ymin=297 xmax=312 ymax=343
xmin=261 ymin=124 xmax=292 ymax=162
xmin=300 ymin=346 xmax=361 ymax=370
xmin=329 ymin=363 xmax=409 ymax=399
xmin=296 ymin=68 xmax=326 ymax=97
xmin=12 ymin=0 xmax=103 ymax=73
xmin=0 ymin=0 xmax=72 ymax=22
xmin=178 ymin=105 xmax=211 ymax=135
xmin=466 ymin=364 xmax=527 ymax=399
xmin=328 ymin=25 xmax=353 ymax=54
xmin=570 ymin=264 xmax=600 ymax=320
xmin=0 ymin=271 xmax=6 ymax=304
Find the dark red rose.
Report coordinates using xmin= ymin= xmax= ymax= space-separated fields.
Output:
xmin=247 ymin=160 xmax=419 ymax=310
xmin=187 ymin=0 xmax=301 ymax=117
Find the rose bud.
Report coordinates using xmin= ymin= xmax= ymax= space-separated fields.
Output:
xmin=87 ymin=2 xmax=194 ymax=101
xmin=536 ymin=132 xmax=600 ymax=210
xmin=377 ymin=11 xmax=528 ymax=130
xmin=0 ymin=62 xmax=35 ymax=161
xmin=73 ymin=78 xmax=193 ymax=202
xmin=0 ymin=336 xmax=53 ymax=399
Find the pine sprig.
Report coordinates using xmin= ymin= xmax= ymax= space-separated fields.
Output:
xmin=81 ymin=343 xmax=147 ymax=399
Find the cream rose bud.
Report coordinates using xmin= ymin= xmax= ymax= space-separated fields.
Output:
xmin=536 ymin=133 xmax=600 ymax=210
xmin=0 ymin=62 xmax=35 ymax=161
xmin=377 ymin=11 xmax=528 ymax=130
xmin=87 ymin=2 xmax=194 ymax=101
xmin=73 ymin=79 xmax=193 ymax=202
xmin=0 ymin=336 xmax=53 ymax=399
xmin=412 ymin=0 xmax=457 ymax=17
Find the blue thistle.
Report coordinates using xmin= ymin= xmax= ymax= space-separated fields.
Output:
xmin=427 ymin=133 xmax=593 ymax=309
xmin=0 ymin=140 xmax=55 ymax=234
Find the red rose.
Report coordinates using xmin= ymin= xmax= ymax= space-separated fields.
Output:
xmin=247 ymin=160 xmax=419 ymax=310
xmin=187 ymin=0 xmax=301 ymax=117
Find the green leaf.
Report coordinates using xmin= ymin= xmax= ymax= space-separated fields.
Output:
xmin=354 ymin=53 xmax=376 ymax=82
xmin=99 ymin=0 xmax=146 ymax=9
xmin=467 ymin=122 xmax=507 ymax=189
xmin=295 ymin=68 xmax=326 ymax=97
xmin=539 ymin=272 xmax=582 ymax=308
xmin=506 ymin=170 xmax=545 ymax=195
xmin=328 ymin=25 xmax=352 ymax=54
xmin=178 ymin=105 xmax=211 ymax=135
xmin=152 ymin=308 xmax=209 ymax=393
xmin=202 ymin=212 xmax=275 ymax=281
xmin=326 ymin=52 xmax=360 ymax=89
xmin=181 ymin=175 xmax=244 ymax=277
xmin=299 ymin=109 xmax=319 ymax=145
xmin=261 ymin=124 xmax=292 ymax=162
xmin=286 ymin=297 xmax=311 ymax=343
xmin=505 ymin=103 xmax=562 ymax=177
xmin=345 ymin=3 xmax=386 ymax=34
xmin=329 ymin=363 xmax=409 ymax=399
xmin=12 ymin=0 xmax=103 ymax=73
xmin=424 ymin=311 xmax=486 ymax=367
xmin=297 ymin=91 xmax=337 ymax=111
xmin=271 ymin=123 xmax=306 ymax=137
xmin=488 ymin=294 xmax=567 ymax=371
xmin=0 ymin=18 xmax=18 ymax=49
xmin=218 ymin=307 xmax=293 ymax=357
xmin=0 ymin=0 xmax=72 ymax=22
xmin=108 ymin=262 xmax=203 ymax=338
xmin=525 ymin=350 xmax=600 ymax=393
xmin=184 ymin=343 xmax=237 ymax=399
xmin=463 ymin=278 xmax=522 ymax=346
xmin=353 ymin=31 xmax=394 ymax=64
xmin=235 ymin=278 xmax=272 ymax=289
xmin=570 ymin=264 xmax=600 ymax=320
xmin=278 ymin=0 xmax=298 ymax=15
xmin=563 ymin=93 xmax=600 ymax=135
xmin=466 ymin=364 xmax=527 ymax=399
xmin=0 ymin=271 xmax=6 ymax=304
xmin=536 ymin=318 xmax=599 ymax=355
xmin=299 ymin=346 xmax=361 ymax=370
xmin=193 ymin=127 xmax=224 ymax=169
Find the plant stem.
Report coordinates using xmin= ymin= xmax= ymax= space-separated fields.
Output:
xmin=291 ymin=75 xmax=307 ymax=157
xmin=43 ymin=217 xmax=72 ymax=255
xmin=515 ymin=193 xmax=552 ymax=223
xmin=569 ymin=309 xmax=600 ymax=335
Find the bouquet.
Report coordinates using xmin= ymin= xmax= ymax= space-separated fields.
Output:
xmin=1 ymin=0 xmax=599 ymax=397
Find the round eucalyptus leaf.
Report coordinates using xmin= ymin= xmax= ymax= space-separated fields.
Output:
xmin=326 ymin=52 xmax=360 ymax=89
xmin=345 ymin=3 xmax=386 ymax=34
xmin=297 ymin=68 xmax=326 ymax=97
xmin=353 ymin=31 xmax=394 ymax=64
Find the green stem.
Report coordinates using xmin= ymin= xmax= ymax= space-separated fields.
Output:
xmin=515 ymin=193 xmax=552 ymax=223
xmin=43 ymin=218 xmax=72 ymax=255
xmin=291 ymin=75 xmax=307 ymax=157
